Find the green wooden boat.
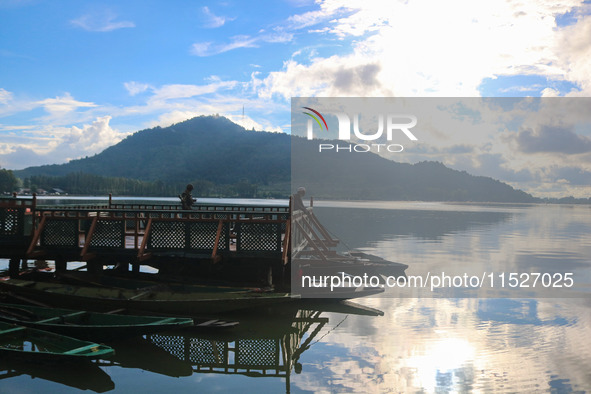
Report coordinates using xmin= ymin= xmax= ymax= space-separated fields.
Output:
xmin=0 ymin=278 xmax=294 ymax=316
xmin=0 ymin=321 xmax=114 ymax=362
xmin=0 ymin=303 xmax=195 ymax=341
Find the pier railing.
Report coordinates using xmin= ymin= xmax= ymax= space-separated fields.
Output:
xmin=1 ymin=194 xmax=350 ymax=287
xmin=290 ymin=208 xmax=340 ymax=261
xmin=23 ymin=206 xmax=289 ymax=264
xmin=1 ymin=195 xmax=337 ymax=261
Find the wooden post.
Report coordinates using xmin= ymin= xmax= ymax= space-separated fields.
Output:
xmin=80 ymin=216 xmax=98 ymax=259
xmin=211 ymin=220 xmax=224 ymax=262
xmin=26 ymin=215 xmax=47 ymax=256
xmin=137 ymin=217 xmax=152 ymax=260
xmin=9 ymin=258 xmax=20 ymax=278
xmin=55 ymin=257 xmax=67 ymax=272
xmin=282 ymin=219 xmax=291 ymax=266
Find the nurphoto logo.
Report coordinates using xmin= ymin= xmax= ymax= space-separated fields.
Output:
xmin=302 ymin=107 xmax=418 ymax=153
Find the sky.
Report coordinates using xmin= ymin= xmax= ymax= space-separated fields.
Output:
xmin=1 ymin=0 xmax=591 ymax=197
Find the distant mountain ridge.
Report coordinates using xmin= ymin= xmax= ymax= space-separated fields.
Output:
xmin=17 ymin=115 xmax=290 ymax=186
xmin=15 ymin=115 xmax=536 ymax=202
xmin=291 ymin=137 xmax=535 ymax=202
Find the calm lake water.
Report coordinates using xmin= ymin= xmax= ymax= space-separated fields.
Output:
xmin=1 ymin=200 xmax=590 ymax=393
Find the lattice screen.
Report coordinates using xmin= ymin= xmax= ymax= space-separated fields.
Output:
xmin=149 ymin=334 xmax=185 ymax=361
xmin=0 ymin=208 xmax=20 ymax=236
xmin=189 ymin=221 xmax=227 ymax=250
xmin=41 ymin=219 xmax=79 ymax=248
xmin=188 ymin=338 xmax=227 ymax=366
xmin=237 ymin=223 xmax=281 ymax=251
xmin=148 ymin=221 xmax=186 ymax=249
xmin=89 ymin=220 xmax=124 ymax=248
xmin=237 ymin=339 xmax=278 ymax=367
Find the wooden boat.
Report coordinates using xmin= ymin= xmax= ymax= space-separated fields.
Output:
xmin=0 ymin=278 xmax=294 ymax=316
xmin=0 ymin=303 xmax=195 ymax=341
xmin=0 ymin=321 xmax=114 ymax=362
xmin=16 ymin=268 xmax=385 ymax=303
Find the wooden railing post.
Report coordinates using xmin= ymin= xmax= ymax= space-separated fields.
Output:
xmin=211 ymin=219 xmax=224 ymax=262
xmin=26 ymin=215 xmax=47 ymax=256
xmin=80 ymin=216 xmax=98 ymax=259
xmin=137 ymin=217 xmax=153 ymax=260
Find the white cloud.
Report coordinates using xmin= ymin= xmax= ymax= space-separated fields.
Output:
xmin=0 ymin=116 xmax=129 ymax=169
xmin=541 ymin=88 xmax=561 ymax=97
xmin=191 ymin=42 xmax=213 ymax=57
xmin=124 ymin=81 xmax=151 ymax=96
xmin=286 ymin=7 xmax=340 ymax=30
xmin=191 ymin=35 xmax=260 ymax=56
xmin=0 ymin=88 xmax=13 ymax=104
xmin=254 ymin=0 xmax=588 ymax=98
xmin=36 ymin=93 xmax=96 ymax=115
xmin=256 ymin=58 xmax=390 ymax=99
xmin=191 ymin=28 xmax=293 ymax=56
xmin=71 ymin=11 xmax=135 ymax=32
xmin=64 ymin=116 xmax=125 ymax=154
xmin=149 ymin=81 xmax=238 ymax=103
xmin=201 ymin=6 xmax=234 ymax=28
xmin=554 ymin=13 xmax=591 ymax=95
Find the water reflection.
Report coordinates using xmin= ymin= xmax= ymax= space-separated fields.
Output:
xmin=0 ymin=301 xmax=380 ymax=393
xmin=314 ymin=205 xmax=515 ymax=247
xmin=102 ymin=306 xmax=331 ymax=392
xmin=0 ymin=295 xmax=589 ymax=392
xmin=301 ymin=297 xmax=591 ymax=392
xmin=0 ymin=358 xmax=115 ymax=392
xmin=314 ymin=203 xmax=591 ymax=298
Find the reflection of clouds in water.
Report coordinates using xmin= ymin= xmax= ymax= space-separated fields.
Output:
xmin=293 ymin=298 xmax=591 ymax=392
xmin=340 ymin=203 xmax=591 ymax=297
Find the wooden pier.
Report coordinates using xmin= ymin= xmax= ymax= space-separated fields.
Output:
xmin=1 ymin=194 xmax=407 ymax=293
xmin=0 ymin=195 xmax=291 ymax=287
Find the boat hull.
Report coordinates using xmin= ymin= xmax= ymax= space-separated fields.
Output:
xmin=0 ymin=279 xmax=294 ymax=316
xmin=0 ymin=322 xmax=114 ymax=362
xmin=0 ymin=303 xmax=195 ymax=340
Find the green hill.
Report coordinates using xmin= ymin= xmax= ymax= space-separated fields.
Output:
xmin=291 ymin=136 xmax=535 ymax=202
xmin=15 ymin=115 xmax=536 ymax=202
xmin=17 ymin=115 xmax=290 ymax=184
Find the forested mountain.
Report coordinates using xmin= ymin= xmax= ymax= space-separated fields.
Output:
xmin=17 ymin=115 xmax=290 ymax=188
xmin=14 ymin=115 xmax=536 ymax=202
xmin=291 ymin=137 xmax=535 ymax=202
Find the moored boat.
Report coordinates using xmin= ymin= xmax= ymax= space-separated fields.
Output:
xmin=0 ymin=278 xmax=294 ymax=316
xmin=0 ymin=302 xmax=195 ymax=341
xmin=0 ymin=321 xmax=114 ymax=362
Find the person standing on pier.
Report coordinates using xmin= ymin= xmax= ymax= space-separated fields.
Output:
xmin=292 ymin=187 xmax=308 ymax=212
xmin=180 ymin=184 xmax=196 ymax=210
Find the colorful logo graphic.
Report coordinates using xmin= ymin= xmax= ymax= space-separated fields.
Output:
xmin=302 ymin=107 xmax=328 ymax=132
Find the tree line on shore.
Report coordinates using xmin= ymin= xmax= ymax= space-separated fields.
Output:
xmin=0 ymin=167 xmax=18 ymax=194
xmin=1 ymin=171 xmax=286 ymax=198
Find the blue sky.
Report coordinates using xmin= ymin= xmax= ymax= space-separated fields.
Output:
xmin=1 ymin=0 xmax=591 ymax=197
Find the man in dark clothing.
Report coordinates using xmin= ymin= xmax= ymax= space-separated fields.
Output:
xmin=292 ymin=187 xmax=307 ymax=212
xmin=180 ymin=184 xmax=196 ymax=210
